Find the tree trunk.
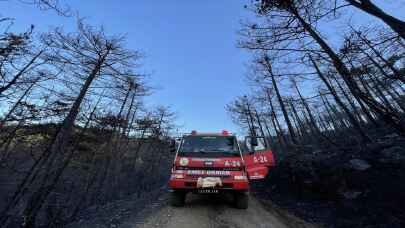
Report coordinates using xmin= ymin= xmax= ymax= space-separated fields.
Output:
xmin=254 ymin=109 xmax=268 ymax=143
xmin=245 ymin=100 xmax=258 ymax=136
xmin=21 ymin=51 xmax=109 ymax=227
xmin=289 ymin=100 xmax=306 ymax=141
xmin=0 ymin=82 xmax=36 ymax=130
xmin=266 ymin=88 xmax=288 ymax=145
xmin=0 ymin=50 xmax=43 ymax=96
xmin=332 ymin=75 xmax=376 ymax=127
xmin=291 ymin=7 xmax=405 ymax=135
xmin=262 ymin=117 xmax=274 ymax=146
xmin=294 ymin=82 xmax=322 ymax=134
xmin=346 ymin=0 xmax=405 ymax=40
xmin=310 ymin=56 xmax=371 ymax=142
xmin=263 ymin=58 xmax=297 ymax=144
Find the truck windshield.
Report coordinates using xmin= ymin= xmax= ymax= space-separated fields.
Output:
xmin=179 ymin=136 xmax=239 ymax=156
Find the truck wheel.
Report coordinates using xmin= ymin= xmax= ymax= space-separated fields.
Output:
xmin=169 ymin=191 xmax=186 ymax=207
xmin=234 ymin=192 xmax=248 ymax=209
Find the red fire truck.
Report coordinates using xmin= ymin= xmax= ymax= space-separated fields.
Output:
xmin=168 ymin=130 xmax=275 ymax=209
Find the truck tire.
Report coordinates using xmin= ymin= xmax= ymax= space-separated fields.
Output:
xmin=169 ymin=191 xmax=186 ymax=207
xmin=234 ymin=192 xmax=248 ymax=209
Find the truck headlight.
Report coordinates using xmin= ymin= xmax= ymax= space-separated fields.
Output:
xmin=234 ymin=175 xmax=247 ymax=180
xmin=171 ymin=174 xmax=184 ymax=179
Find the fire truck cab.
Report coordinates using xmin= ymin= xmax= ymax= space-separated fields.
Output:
xmin=168 ymin=130 xmax=275 ymax=209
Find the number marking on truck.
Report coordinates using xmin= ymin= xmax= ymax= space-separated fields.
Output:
xmin=253 ymin=155 xmax=268 ymax=164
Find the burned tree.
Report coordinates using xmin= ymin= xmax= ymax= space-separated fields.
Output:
xmin=0 ymin=20 xmax=144 ymax=227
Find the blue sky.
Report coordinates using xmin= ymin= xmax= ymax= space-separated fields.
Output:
xmin=1 ymin=0 xmax=404 ymax=135
xmin=2 ymin=0 xmax=254 ymax=134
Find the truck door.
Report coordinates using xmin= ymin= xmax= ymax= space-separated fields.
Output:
xmin=242 ymin=136 xmax=275 ymax=180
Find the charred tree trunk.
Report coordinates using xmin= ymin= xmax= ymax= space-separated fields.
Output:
xmin=254 ymin=109 xmax=267 ymax=142
xmin=310 ymin=56 xmax=371 ymax=142
xmin=294 ymin=82 xmax=322 ymax=134
xmin=21 ymin=50 xmax=110 ymax=228
xmin=346 ymin=0 xmax=405 ymax=40
xmin=332 ymin=75 xmax=376 ymax=127
xmin=266 ymin=88 xmax=288 ymax=145
xmin=289 ymin=100 xmax=306 ymax=141
xmin=0 ymin=82 xmax=36 ymax=130
xmin=0 ymin=50 xmax=43 ymax=96
xmin=263 ymin=57 xmax=297 ymax=144
xmin=290 ymin=7 xmax=405 ymax=135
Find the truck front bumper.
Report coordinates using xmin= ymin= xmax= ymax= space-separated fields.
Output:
xmin=168 ymin=178 xmax=249 ymax=191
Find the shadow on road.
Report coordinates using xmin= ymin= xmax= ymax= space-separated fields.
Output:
xmin=184 ymin=193 xmax=235 ymax=208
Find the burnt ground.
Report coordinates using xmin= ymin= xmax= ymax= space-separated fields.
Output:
xmin=69 ymin=191 xmax=316 ymax=228
xmin=252 ymin=135 xmax=405 ymax=228
xmin=253 ymin=184 xmax=404 ymax=228
xmin=66 ymin=186 xmax=168 ymax=228
xmin=136 ymin=193 xmax=315 ymax=228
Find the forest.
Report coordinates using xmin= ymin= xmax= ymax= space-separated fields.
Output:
xmin=0 ymin=0 xmax=404 ymax=227
xmin=0 ymin=1 xmax=176 ymax=227
xmin=227 ymin=0 xmax=404 ymax=227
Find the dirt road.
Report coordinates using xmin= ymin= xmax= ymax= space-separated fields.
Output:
xmin=136 ymin=193 xmax=315 ymax=228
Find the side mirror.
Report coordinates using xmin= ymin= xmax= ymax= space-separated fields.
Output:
xmin=169 ymin=139 xmax=176 ymax=152
xmin=250 ymin=137 xmax=258 ymax=147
